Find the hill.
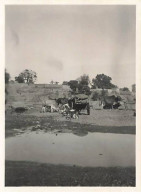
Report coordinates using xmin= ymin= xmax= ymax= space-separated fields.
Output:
xmin=5 ymin=83 xmax=71 ymax=109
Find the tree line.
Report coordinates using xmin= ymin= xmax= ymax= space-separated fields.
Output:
xmin=5 ymin=69 xmax=135 ymax=95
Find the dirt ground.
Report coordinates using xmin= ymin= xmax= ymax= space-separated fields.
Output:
xmin=5 ymin=109 xmax=135 ymax=137
xmin=5 ymin=108 xmax=136 ymax=186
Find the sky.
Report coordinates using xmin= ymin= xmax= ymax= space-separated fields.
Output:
xmin=5 ymin=5 xmax=136 ymax=88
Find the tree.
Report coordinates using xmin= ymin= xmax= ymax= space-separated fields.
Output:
xmin=79 ymin=74 xmax=90 ymax=86
xmin=68 ymin=80 xmax=78 ymax=92
xmin=92 ymin=74 xmax=117 ymax=89
xmin=15 ymin=75 xmax=24 ymax=83
xmin=77 ymin=74 xmax=91 ymax=95
xmin=132 ymin=84 xmax=136 ymax=93
xmin=5 ymin=69 xmax=10 ymax=84
xmin=15 ymin=69 xmax=37 ymax=84
xmin=78 ymin=84 xmax=91 ymax=95
xmin=5 ymin=69 xmax=10 ymax=104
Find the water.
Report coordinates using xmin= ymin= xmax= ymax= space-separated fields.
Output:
xmin=5 ymin=131 xmax=135 ymax=167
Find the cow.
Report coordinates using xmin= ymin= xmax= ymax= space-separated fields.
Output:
xmin=101 ymin=95 xmax=121 ymax=109
xmin=56 ymin=98 xmax=68 ymax=106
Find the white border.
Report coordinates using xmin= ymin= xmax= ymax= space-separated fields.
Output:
xmin=0 ymin=0 xmax=141 ymax=192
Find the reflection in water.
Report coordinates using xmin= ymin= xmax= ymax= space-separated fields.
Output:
xmin=5 ymin=131 xmax=135 ymax=167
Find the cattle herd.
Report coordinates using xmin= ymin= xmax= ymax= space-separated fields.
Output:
xmin=8 ymin=94 xmax=136 ymax=118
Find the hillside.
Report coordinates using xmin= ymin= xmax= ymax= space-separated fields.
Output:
xmin=5 ymin=83 xmax=71 ymax=109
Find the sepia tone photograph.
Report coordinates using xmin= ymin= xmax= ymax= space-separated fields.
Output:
xmin=5 ymin=4 xmax=136 ymax=187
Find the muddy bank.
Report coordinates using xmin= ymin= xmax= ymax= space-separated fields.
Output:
xmin=5 ymin=113 xmax=135 ymax=138
xmin=5 ymin=161 xmax=135 ymax=186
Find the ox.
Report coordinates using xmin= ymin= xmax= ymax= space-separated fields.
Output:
xmin=101 ymin=95 xmax=121 ymax=109
xmin=56 ymin=98 xmax=68 ymax=106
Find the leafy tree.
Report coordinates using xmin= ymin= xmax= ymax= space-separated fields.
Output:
xmin=132 ymin=84 xmax=136 ymax=93
xmin=15 ymin=69 xmax=37 ymax=84
xmin=78 ymin=84 xmax=91 ymax=95
xmin=77 ymin=74 xmax=91 ymax=95
xmin=5 ymin=69 xmax=10 ymax=104
xmin=92 ymin=74 xmax=117 ymax=89
xmin=68 ymin=80 xmax=78 ymax=92
xmin=5 ymin=69 xmax=10 ymax=84
xmin=79 ymin=74 xmax=90 ymax=86
xmin=15 ymin=75 xmax=24 ymax=83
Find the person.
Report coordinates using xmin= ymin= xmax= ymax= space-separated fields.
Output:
xmin=63 ymin=104 xmax=70 ymax=113
xmin=42 ymin=105 xmax=46 ymax=113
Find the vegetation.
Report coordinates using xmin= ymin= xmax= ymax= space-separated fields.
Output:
xmin=132 ymin=84 xmax=136 ymax=93
xmin=5 ymin=69 xmax=10 ymax=84
xmin=120 ymin=87 xmax=130 ymax=92
xmin=68 ymin=74 xmax=91 ymax=95
xmin=92 ymin=74 xmax=117 ymax=89
xmin=91 ymin=89 xmax=108 ymax=101
xmin=5 ymin=69 xmax=10 ymax=104
xmin=68 ymin=80 xmax=79 ymax=92
xmin=77 ymin=74 xmax=91 ymax=95
xmin=6 ymin=161 xmax=135 ymax=186
xmin=15 ymin=69 xmax=37 ymax=84
xmin=62 ymin=81 xmax=69 ymax=85
xmin=15 ymin=75 xmax=24 ymax=83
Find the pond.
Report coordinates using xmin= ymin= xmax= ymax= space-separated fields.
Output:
xmin=5 ymin=131 xmax=135 ymax=167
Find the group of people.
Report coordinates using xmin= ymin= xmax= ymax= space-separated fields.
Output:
xmin=41 ymin=103 xmax=79 ymax=119
xmin=59 ymin=103 xmax=79 ymax=119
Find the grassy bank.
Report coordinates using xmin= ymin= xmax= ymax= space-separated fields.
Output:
xmin=5 ymin=161 xmax=135 ymax=186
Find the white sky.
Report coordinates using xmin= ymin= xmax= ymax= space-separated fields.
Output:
xmin=5 ymin=5 xmax=135 ymax=88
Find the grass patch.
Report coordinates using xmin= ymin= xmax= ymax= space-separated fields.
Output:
xmin=5 ymin=161 xmax=135 ymax=186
